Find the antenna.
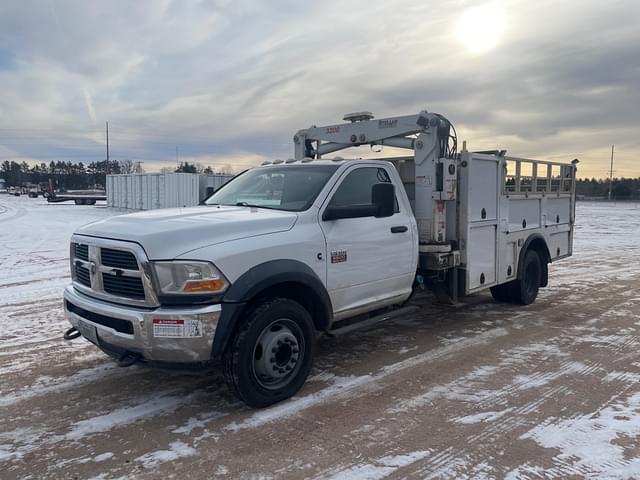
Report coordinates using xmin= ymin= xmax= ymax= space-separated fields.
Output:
xmin=608 ymin=144 xmax=615 ymax=201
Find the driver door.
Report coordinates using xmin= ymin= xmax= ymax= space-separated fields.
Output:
xmin=320 ymin=165 xmax=415 ymax=318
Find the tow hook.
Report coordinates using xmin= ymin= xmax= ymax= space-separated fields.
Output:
xmin=117 ymin=352 xmax=141 ymax=368
xmin=63 ymin=327 xmax=81 ymax=340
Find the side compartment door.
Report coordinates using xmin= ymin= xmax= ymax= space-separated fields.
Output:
xmin=460 ymin=154 xmax=500 ymax=293
xmin=320 ymin=165 xmax=415 ymax=317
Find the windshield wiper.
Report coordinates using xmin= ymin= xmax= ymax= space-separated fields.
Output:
xmin=234 ymin=202 xmax=279 ymax=210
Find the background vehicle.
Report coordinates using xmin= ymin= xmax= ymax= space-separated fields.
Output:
xmin=47 ymin=189 xmax=106 ymax=205
xmin=63 ymin=110 xmax=577 ymax=407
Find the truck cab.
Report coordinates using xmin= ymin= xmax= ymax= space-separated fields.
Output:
xmin=63 ymin=110 xmax=577 ymax=407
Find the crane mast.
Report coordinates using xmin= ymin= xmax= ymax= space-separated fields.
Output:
xmin=293 ymin=110 xmax=457 ymax=247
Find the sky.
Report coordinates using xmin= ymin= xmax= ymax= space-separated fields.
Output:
xmin=0 ymin=0 xmax=638 ymax=178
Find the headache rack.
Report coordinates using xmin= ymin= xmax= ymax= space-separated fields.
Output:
xmin=504 ymin=156 xmax=577 ymax=195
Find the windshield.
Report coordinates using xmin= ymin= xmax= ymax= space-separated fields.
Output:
xmin=205 ymin=165 xmax=339 ymax=211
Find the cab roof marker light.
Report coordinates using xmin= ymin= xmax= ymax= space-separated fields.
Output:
xmin=261 ymin=161 xmax=273 ymax=165
xmin=285 ymin=158 xmax=297 ymax=163
xmin=273 ymin=159 xmax=284 ymax=164
xmin=301 ymin=157 xmax=314 ymax=163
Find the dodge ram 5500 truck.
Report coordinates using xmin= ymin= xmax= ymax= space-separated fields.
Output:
xmin=63 ymin=110 xmax=577 ymax=407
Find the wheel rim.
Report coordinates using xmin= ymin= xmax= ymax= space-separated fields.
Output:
xmin=252 ymin=318 xmax=304 ymax=390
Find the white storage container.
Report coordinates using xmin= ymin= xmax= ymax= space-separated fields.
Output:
xmin=199 ymin=174 xmax=234 ymax=201
xmin=106 ymin=173 xmax=233 ymax=210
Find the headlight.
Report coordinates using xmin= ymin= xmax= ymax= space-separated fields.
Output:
xmin=152 ymin=261 xmax=229 ymax=295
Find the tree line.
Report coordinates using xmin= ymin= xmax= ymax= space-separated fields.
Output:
xmin=576 ymin=177 xmax=640 ymax=200
xmin=0 ymin=160 xmax=228 ymax=190
xmin=0 ymin=160 xmax=126 ymax=190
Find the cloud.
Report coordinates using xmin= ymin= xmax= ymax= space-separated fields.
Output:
xmin=0 ymin=0 xmax=638 ymax=177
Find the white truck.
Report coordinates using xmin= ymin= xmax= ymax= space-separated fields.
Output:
xmin=63 ymin=110 xmax=577 ymax=407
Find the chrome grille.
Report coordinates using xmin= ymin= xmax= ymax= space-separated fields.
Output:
xmin=101 ymin=248 xmax=138 ymax=270
xmin=70 ymin=236 xmax=158 ymax=307
xmin=74 ymin=264 xmax=91 ymax=287
xmin=74 ymin=243 xmax=89 ymax=261
xmin=102 ymin=273 xmax=145 ymax=299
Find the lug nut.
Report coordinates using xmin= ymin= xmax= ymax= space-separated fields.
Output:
xmin=286 ymin=365 xmax=292 ymax=371
xmin=271 ymin=347 xmax=277 ymax=353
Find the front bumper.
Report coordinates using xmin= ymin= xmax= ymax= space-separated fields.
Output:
xmin=63 ymin=285 xmax=222 ymax=364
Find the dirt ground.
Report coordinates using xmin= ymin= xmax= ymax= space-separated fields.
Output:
xmin=1 ymin=197 xmax=639 ymax=479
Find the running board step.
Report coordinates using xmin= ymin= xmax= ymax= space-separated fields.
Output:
xmin=327 ymin=305 xmax=420 ymax=337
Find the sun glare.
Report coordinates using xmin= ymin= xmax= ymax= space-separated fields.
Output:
xmin=456 ymin=3 xmax=506 ymax=54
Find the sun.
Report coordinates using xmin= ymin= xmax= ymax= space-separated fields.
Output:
xmin=456 ymin=3 xmax=506 ymax=54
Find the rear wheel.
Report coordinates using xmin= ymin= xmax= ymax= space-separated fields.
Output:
xmin=223 ymin=298 xmax=315 ymax=408
xmin=510 ymin=250 xmax=542 ymax=305
xmin=74 ymin=199 xmax=84 ymax=205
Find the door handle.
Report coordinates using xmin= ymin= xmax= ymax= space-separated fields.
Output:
xmin=390 ymin=226 xmax=408 ymax=233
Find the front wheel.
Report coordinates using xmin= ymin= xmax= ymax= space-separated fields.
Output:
xmin=223 ymin=298 xmax=315 ymax=408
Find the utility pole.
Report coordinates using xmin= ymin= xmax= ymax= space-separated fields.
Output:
xmin=106 ymin=121 xmax=110 ymax=174
xmin=608 ymin=144 xmax=614 ymax=201
xmin=176 ymin=146 xmax=179 ymax=169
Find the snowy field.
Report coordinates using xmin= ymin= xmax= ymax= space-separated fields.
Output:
xmin=1 ymin=196 xmax=639 ymax=479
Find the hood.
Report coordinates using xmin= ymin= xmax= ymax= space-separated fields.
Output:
xmin=75 ymin=205 xmax=298 ymax=259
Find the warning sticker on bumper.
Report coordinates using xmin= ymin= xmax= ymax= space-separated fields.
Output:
xmin=153 ymin=319 xmax=203 ymax=338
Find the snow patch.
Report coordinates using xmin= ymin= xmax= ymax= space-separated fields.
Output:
xmin=135 ymin=441 xmax=196 ymax=468
xmin=521 ymin=391 xmax=640 ymax=477
xmin=66 ymin=393 xmax=192 ymax=440
xmin=320 ymin=450 xmax=430 ymax=480
xmin=453 ymin=408 xmax=513 ymax=425
xmin=93 ymin=452 xmax=114 ymax=462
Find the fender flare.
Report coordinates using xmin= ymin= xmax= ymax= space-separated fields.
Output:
xmin=211 ymin=260 xmax=333 ymax=358
xmin=517 ymin=234 xmax=551 ymax=287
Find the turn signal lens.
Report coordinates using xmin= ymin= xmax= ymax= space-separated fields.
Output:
xmin=183 ymin=278 xmax=227 ymax=293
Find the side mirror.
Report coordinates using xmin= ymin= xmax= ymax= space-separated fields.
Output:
xmin=323 ymin=204 xmax=379 ymax=221
xmin=372 ymin=183 xmax=395 ymax=218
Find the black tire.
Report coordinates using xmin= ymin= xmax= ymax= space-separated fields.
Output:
xmin=86 ymin=199 xmax=96 ymax=205
xmin=223 ymin=298 xmax=315 ymax=408
xmin=510 ymin=250 xmax=542 ymax=305
xmin=490 ymin=282 xmax=513 ymax=302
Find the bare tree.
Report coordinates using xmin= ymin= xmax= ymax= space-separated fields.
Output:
xmin=118 ymin=159 xmax=135 ymax=174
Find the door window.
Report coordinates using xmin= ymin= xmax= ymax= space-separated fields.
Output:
xmin=329 ymin=167 xmax=399 ymax=211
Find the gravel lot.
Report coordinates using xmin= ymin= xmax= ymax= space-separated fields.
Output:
xmin=1 ymin=196 xmax=639 ymax=479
